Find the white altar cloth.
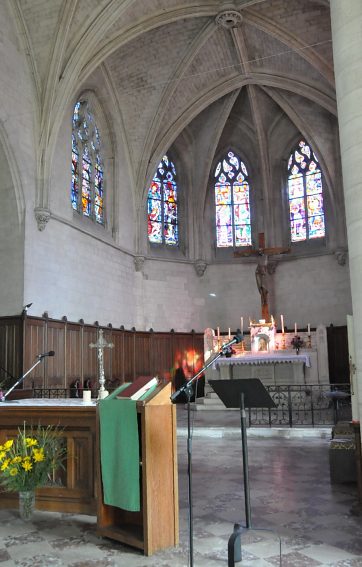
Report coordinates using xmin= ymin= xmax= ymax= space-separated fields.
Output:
xmin=212 ymin=352 xmax=311 ymax=369
xmin=0 ymin=398 xmax=97 ymax=407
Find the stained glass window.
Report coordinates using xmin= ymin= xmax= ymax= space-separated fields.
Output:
xmin=71 ymin=100 xmax=104 ymax=224
xmin=214 ymin=151 xmax=251 ymax=247
xmin=147 ymin=155 xmax=178 ymax=245
xmin=287 ymin=140 xmax=325 ymax=242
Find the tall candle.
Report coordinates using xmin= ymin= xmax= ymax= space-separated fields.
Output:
xmin=281 ymin=314 xmax=284 ymax=334
xmin=308 ymin=323 xmax=310 ymax=335
xmin=228 ymin=328 xmax=231 ymax=339
xmin=217 ymin=327 xmax=220 ymax=339
xmin=241 ymin=317 xmax=243 ymax=333
xmin=294 ymin=322 xmax=297 ymax=334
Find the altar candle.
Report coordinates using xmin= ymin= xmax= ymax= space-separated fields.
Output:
xmin=217 ymin=327 xmax=220 ymax=339
xmin=308 ymin=323 xmax=311 ymax=335
xmin=228 ymin=328 xmax=231 ymax=339
xmin=281 ymin=314 xmax=284 ymax=334
xmin=241 ymin=317 xmax=243 ymax=333
xmin=294 ymin=322 xmax=297 ymax=334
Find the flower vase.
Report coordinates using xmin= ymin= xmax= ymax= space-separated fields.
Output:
xmin=19 ymin=491 xmax=35 ymax=521
xmin=296 ymin=347 xmax=300 ymax=355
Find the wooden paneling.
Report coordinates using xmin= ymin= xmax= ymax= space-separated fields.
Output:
xmin=150 ymin=333 xmax=174 ymax=378
xmin=66 ymin=323 xmax=82 ymax=382
xmin=124 ymin=331 xmax=135 ymax=381
xmin=24 ymin=318 xmax=45 ymax=387
xmin=83 ymin=326 xmax=98 ymax=382
xmin=135 ymin=333 xmax=151 ymax=377
xmin=102 ymin=329 xmax=113 ymax=383
xmin=0 ymin=317 xmax=23 ymax=388
xmin=0 ymin=315 xmax=204 ymax=392
xmin=0 ymin=404 xmax=97 ymax=515
xmin=111 ymin=330 xmax=124 ymax=383
xmin=46 ymin=321 xmax=65 ymax=387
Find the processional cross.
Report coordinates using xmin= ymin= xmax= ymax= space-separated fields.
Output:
xmin=89 ymin=329 xmax=114 ymax=399
xmin=234 ymin=233 xmax=290 ymax=321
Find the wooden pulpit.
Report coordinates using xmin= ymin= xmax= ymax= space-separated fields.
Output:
xmin=96 ymin=382 xmax=179 ymax=556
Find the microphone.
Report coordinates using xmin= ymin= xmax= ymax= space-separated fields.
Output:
xmin=37 ymin=351 xmax=55 ymax=359
xmin=220 ymin=334 xmax=243 ymax=353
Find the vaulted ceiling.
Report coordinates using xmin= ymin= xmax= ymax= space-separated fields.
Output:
xmin=9 ymin=0 xmax=334 ymax=209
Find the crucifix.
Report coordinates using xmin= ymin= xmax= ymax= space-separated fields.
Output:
xmin=89 ymin=329 xmax=114 ymax=399
xmin=234 ymin=233 xmax=290 ymax=321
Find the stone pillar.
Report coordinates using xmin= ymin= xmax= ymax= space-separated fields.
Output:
xmin=330 ymin=1 xmax=362 ymax=421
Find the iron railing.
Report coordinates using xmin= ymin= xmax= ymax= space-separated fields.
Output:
xmin=246 ymin=383 xmax=351 ymax=427
xmin=32 ymin=383 xmax=351 ymax=427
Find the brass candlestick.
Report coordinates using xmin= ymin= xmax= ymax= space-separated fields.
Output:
xmin=307 ymin=334 xmax=312 ymax=349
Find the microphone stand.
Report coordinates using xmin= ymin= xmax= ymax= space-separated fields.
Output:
xmin=171 ymin=335 xmax=242 ymax=567
xmin=0 ymin=357 xmax=44 ymax=402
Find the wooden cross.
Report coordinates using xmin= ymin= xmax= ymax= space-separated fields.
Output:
xmin=234 ymin=233 xmax=290 ymax=321
xmin=89 ymin=329 xmax=114 ymax=396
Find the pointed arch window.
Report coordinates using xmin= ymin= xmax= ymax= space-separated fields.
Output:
xmin=71 ymin=100 xmax=104 ymax=224
xmin=287 ymin=140 xmax=325 ymax=242
xmin=215 ymin=150 xmax=251 ymax=247
xmin=147 ymin=155 xmax=178 ymax=245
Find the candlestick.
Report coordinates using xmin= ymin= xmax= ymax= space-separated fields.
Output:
xmin=281 ymin=314 xmax=284 ymax=334
xmin=217 ymin=327 xmax=220 ymax=338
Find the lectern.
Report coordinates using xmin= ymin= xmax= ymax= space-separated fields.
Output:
xmin=209 ymin=378 xmax=279 ymax=566
xmin=96 ymin=382 xmax=179 ymax=556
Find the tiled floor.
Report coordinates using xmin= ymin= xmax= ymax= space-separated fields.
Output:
xmin=0 ymin=408 xmax=361 ymax=566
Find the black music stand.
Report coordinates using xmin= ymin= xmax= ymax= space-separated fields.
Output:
xmin=209 ymin=378 xmax=278 ymax=566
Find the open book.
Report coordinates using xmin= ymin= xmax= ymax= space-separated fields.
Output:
xmin=116 ymin=376 xmax=159 ymax=401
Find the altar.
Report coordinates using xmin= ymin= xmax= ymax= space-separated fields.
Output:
xmin=210 ymin=351 xmax=312 ymax=386
xmin=0 ymin=398 xmax=97 ymax=514
xmin=198 ymin=324 xmax=329 ymax=410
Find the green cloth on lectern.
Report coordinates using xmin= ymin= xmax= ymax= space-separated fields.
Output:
xmin=99 ymin=384 xmax=140 ymax=512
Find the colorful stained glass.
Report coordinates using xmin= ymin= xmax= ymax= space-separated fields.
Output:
xmin=215 ymin=184 xmax=231 ymax=205
xmin=147 ymin=155 xmax=178 ymax=246
xmin=306 ymin=172 xmax=322 ymax=195
xmin=71 ymin=135 xmax=79 ymax=211
xmin=217 ymin=225 xmax=233 ymax=247
xmin=71 ymin=100 xmax=105 ymax=224
xmin=288 ymin=175 xmax=304 ymax=199
xmin=94 ymin=160 xmax=104 ymax=224
xmin=215 ymin=151 xmax=251 ymax=248
xmin=307 ymin=194 xmax=324 ymax=217
xmin=309 ymin=215 xmax=325 ymax=238
xmin=287 ymin=139 xmax=325 ymax=242
xmin=235 ymin=224 xmax=251 ymax=246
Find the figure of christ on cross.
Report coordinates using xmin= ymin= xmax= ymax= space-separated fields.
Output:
xmin=89 ymin=329 xmax=114 ymax=399
xmin=234 ymin=233 xmax=290 ymax=322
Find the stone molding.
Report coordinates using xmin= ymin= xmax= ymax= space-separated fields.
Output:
xmin=34 ymin=207 xmax=50 ymax=231
xmin=334 ymin=249 xmax=347 ymax=266
xmin=194 ymin=259 xmax=207 ymax=277
xmin=134 ymin=255 xmax=145 ymax=272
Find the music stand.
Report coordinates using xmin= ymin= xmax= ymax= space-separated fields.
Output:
xmin=209 ymin=378 xmax=278 ymax=566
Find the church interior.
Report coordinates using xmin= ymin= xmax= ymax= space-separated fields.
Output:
xmin=1 ymin=0 xmax=362 ymax=565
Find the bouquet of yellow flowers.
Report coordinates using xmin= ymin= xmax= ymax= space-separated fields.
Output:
xmin=0 ymin=423 xmax=66 ymax=492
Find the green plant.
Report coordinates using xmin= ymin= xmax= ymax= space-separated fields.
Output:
xmin=0 ymin=423 xmax=66 ymax=492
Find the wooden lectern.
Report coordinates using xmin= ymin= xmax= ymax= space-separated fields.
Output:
xmin=96 ymin=382 xmax=179 ymax=556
